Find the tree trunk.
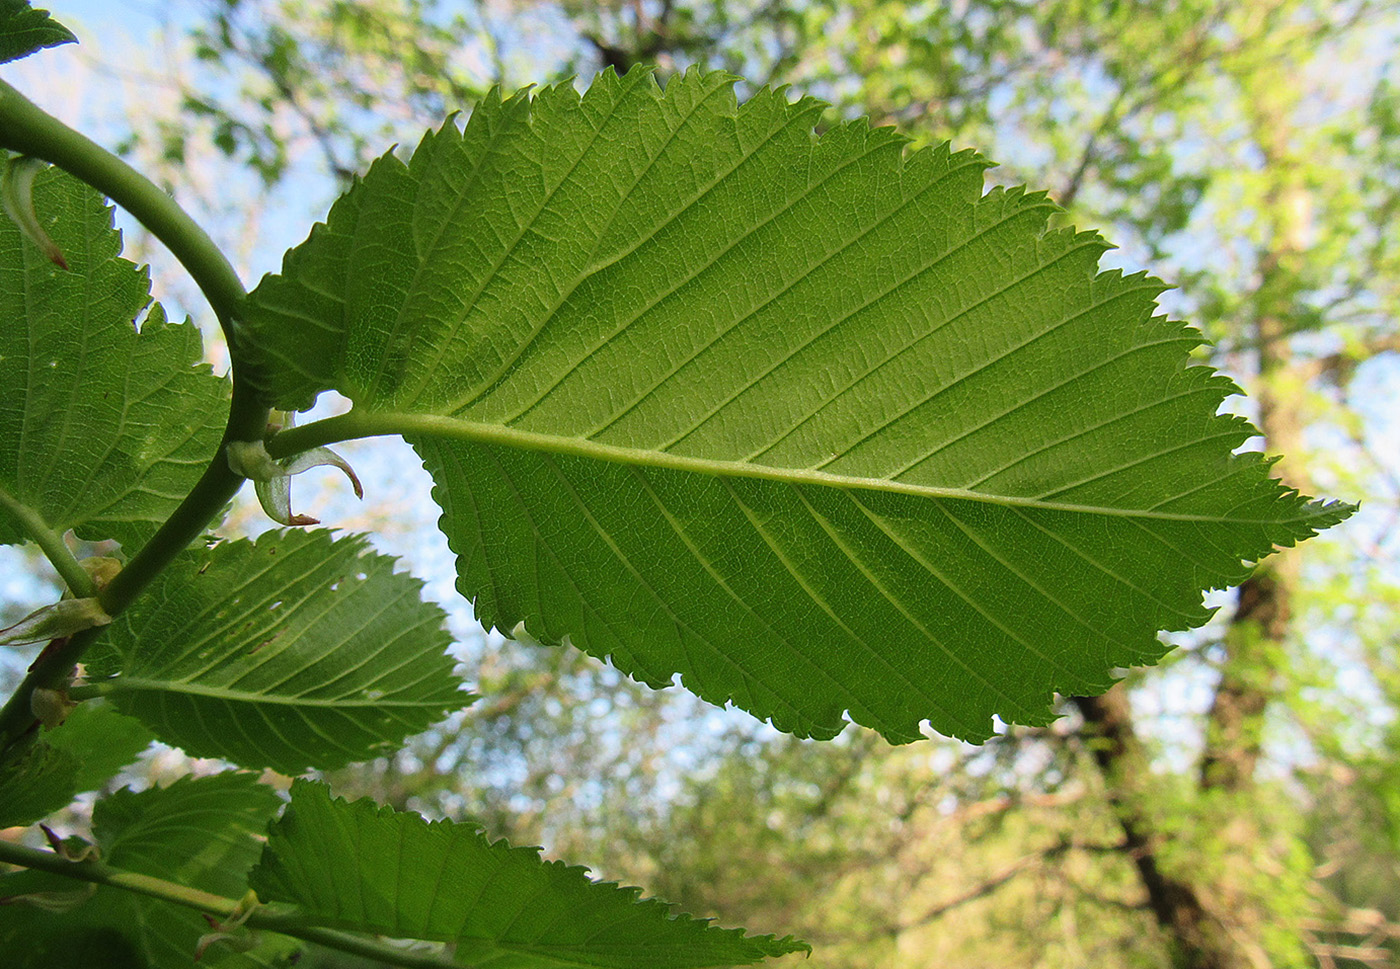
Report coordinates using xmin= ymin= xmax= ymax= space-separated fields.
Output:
xmin=1077 ymin=46 xmax=1314 ymax=969
xmin=1200 ymin=135 xmax=1310 ymax=795
xmin=1074 ymin=690 xmax=1251 ymax=969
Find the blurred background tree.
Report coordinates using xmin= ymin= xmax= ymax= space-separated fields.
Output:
xmin=3 ymin=1 xmax=1398 ymax=966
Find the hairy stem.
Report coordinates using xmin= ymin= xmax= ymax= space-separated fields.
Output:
xmin=0 ymin=840 xmax=465 ymax=969
xmin=0 ymin=485 xmax=94 ymax=598
xmin=0 ymin=81 xmax=271 ymax=750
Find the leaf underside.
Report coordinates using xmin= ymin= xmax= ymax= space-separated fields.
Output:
xmin=89 ymin=530 xmax=468 ymax=773
xmin=247 ymin=67 xmax=1351 ymax=743
xmin=0 ymin=165 xmax=229 ymax=553
xmin=0 ymin=0 xmax=75 ymax=65
xmin=250 ymin=780 xmax=808 ymax=968
xmin=0 ymin=702 xmax=152 ymax=827
xmin=0 ymin=773 xmax=298 ymax=969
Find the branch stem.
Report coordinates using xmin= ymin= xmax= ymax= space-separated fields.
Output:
xmin=0 ymin=840 xmax=464 ymax=969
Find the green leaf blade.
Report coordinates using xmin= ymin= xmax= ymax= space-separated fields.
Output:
xmin=248 ymin=67 xmax=1352 ymax=743
xmin=90 ymin=530 xmax=468 ymax=773
xmin=416 ymin=438 xmax=1343 ymax=743
xmin=250 ymin=779 xmax=807 ymax=968
xmin=0 ymin=773 xmax=298 ymax=969
xmin=0 ymin=0 xmax=75 ymax=64
xmin=96 ymin=773 xmax=281 ymax=895
xmin=0 ymin=165 xmax=229 ymax=554
xmin=0 ymin=702 xmax=152 ymax=827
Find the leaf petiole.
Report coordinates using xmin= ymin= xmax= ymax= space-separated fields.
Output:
xmin=0 ymin=485 xmax=94 ymax=598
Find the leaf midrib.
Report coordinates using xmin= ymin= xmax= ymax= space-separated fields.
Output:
xmin=306 ymin=409 xmax=1310 ymax=526
xmin=106 ymin=677 xmax=459 ymax=709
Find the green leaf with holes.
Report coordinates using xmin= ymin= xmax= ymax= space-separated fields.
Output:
xmin=0 ymin=163 xmax=228 ymax=554
xmin=245 ymin=67 xmax=1351 ymax=744
xmin=250 ymin=779 xmax=807 ymax=968
xmin=87 ymin=530 xmax=468 ymax=773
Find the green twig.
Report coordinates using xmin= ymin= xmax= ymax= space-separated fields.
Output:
xmin=0 ymin=839 xmax=465 ymax=969
xmin=0 ymin=485 xmax=94 ymax=598
xmin=98 ymin=382 xmax=265 ymax=617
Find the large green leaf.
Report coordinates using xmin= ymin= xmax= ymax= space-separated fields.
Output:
xmin=0 ymin=773 xmax=300 ymax=969
xmin=0 ymin=164 xmax=229 ymax=553
xmin=88 ymin=530 xmax=467 ymax=773
xmin=0 ymin=0 xmax=74 ymax=64
xmin=246 ymin=67 xmax=1350 ymax=743
xmin=250 ymin=779 xmax=807 ymax=968
xmin=0 ymin=701 xmax=152 ymax=827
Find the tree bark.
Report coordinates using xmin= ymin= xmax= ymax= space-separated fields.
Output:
xmin=1077 ymin=44 xmax=1315 ymax=969
xmin=1074 ymin=690 xmax=1251 ymax=969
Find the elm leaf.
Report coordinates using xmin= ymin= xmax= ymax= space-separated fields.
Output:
xmin=0 ymin=702 xmax=152 ymax=828
xmin=246 ymin=67 xmax=1351 ymax=743
xmin=0 ymin=773 xmax=299 ymax=969
xmin=0 ymin=163 xmax=228 ymax=554
xmin=0 ymin=0 xmax=74 ymax=65
xmin=89 ymin=530 xmax=467 ymax=773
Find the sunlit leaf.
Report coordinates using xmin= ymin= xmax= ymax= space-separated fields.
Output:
xmin=89 ymin=530 xmax=467 ymax=773
xmin=246 ymin=67 xmax=1350 ymax=743
xmin=0 ymin=164 xmax=228 ymax=554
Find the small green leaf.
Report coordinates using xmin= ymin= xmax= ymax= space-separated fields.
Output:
xmin=247 ymin=68 xmax=1351 ymax=743
xmin=89 ymin=530 xmax=468 ymax=773
xmin=0 ymin=0 xmax=75 ymax=65
xmin=0 ymin=164 xmax=229 ymax=553
xmin=0 ymin=702 xmax=152 ymax=827
xmin=250 ymin=780 xmax=808 ymax=968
